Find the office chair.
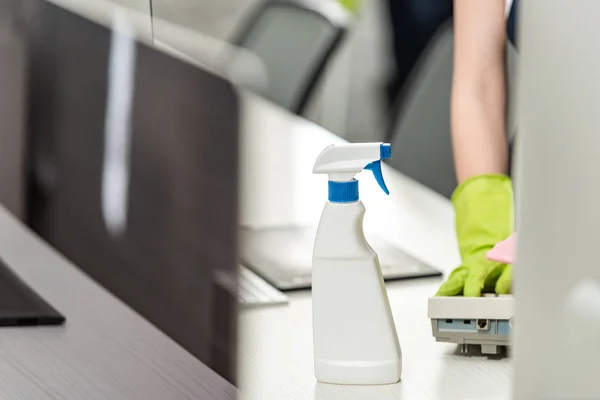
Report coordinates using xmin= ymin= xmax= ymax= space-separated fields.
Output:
xmin=385 ymin=23 xmax=518 ymax=198
xmin=229 ymin=0 xmax=350 ymax=115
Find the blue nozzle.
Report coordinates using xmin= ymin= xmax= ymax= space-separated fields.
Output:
xmin=364 ymin=160 xmax=389 ymax=195
xmin=380 ymin=143 xmax=392 ymax=160
xmin=363 ymin=143 xmax=391 ymax=195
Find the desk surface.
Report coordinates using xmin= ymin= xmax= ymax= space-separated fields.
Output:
xmin=0 ymin=81 xmax=512 ymax=400
xmin=0 ymin=207 xmax=235 ymax=399
xmin=237 ymin=96 xmax=513 ymax=400
xmin=0 ymin=89 xmax=512 ymax=399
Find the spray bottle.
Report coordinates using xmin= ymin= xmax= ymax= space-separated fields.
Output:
xmin=311 ymin=142 xmax=402 ymax=385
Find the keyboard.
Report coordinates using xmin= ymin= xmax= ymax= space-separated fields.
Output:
xmin=240 ymin=226 xmax=442 ymax=291
xmin=238 ymin=266 xmax=288 ymax=308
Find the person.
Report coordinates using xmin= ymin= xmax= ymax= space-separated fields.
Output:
xmin=435 ymin=0 xmax=518 ymax=297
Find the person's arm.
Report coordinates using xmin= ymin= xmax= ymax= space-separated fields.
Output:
xmin=451 ymin=0 xmax=508 ymax=183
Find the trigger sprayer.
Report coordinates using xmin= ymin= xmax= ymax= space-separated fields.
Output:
xmin=312 ymin=142 xmax=392 ymax=198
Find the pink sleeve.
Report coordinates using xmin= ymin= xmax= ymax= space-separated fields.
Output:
xmin=486 ymin=233 xmax=516 ymax=264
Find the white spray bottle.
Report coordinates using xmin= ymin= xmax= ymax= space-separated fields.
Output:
xmin=311 ymin=142 xmax=402 ymax=385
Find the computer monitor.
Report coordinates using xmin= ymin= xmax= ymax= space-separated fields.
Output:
xmin=22 ymin=0 xmax=240 ymax=384
xmin=514 ymin=1 xmax=600 ymax=399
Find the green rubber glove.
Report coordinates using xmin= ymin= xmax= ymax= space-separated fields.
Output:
xmin=436 ymin=174 xmax=514 ymax=297
xmin=338 ymin=0 xmax=360 ymax=14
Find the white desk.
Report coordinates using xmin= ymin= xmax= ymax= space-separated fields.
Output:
xmin=0 ymin=208 xmax=236 ymax=399
xmin=0 ymin=91 xmax=510 ymax=399
xmin=238 ymin=95 xmax=513 ymax=400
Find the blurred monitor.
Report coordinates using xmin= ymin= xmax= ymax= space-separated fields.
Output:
xmin=513 ymin=1 xmax=600 ymax=399
xmin=20 ymin=0 xmax=240 ymax=384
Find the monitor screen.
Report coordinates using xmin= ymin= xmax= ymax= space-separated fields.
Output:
xmin=22 ymin=0 xmax=240 ymax=384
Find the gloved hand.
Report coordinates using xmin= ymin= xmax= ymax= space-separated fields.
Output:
xmin=436 ymin=174 xmax=514 ymax=297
